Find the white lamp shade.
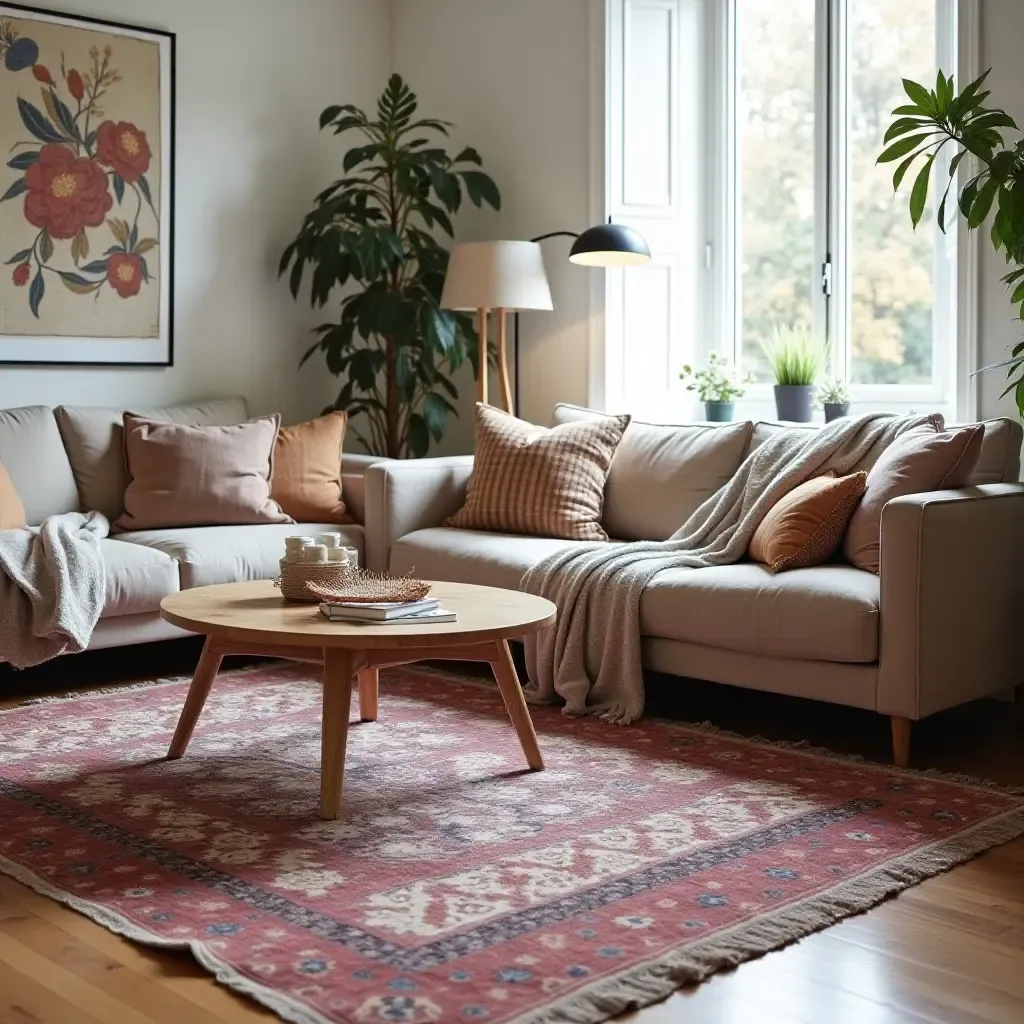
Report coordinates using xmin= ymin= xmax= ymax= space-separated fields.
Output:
xmin=441 ymin=241 xmax=554 ymax=312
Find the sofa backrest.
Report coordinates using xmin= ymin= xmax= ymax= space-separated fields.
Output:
xmin=552 ymin=403 xmax=752 ymax=540
xmin=0 ymin=406 xmax=80 ymax=526
xmin=55 ymin=397 xmax=249 ymax=521
xmin=746 ymin=417 xmax=1022 ymax=484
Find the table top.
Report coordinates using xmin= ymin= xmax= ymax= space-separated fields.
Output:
xmin=160 ymin=580 xmax=556 ymax=650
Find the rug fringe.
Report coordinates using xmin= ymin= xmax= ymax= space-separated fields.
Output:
xmin=516 ymin=805 xmax=1024 ymax=1024
xmin=0 ymin=852 xmax=333 ymax=1024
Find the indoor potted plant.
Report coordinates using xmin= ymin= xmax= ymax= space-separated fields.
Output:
xmin=818 ymin=377 xmax=851 ymax=422
xmin=679 ymin=352 xmax=747 ymax=421
xmin=760 ymin=324 xmax=827 ymax=422
xmin=279 ymin=75 xmax=501 ymax=458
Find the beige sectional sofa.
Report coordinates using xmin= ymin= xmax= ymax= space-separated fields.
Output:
xmin=0 ymin=398 xmax=382 ymax=651
xmin=365 ymin=404 xmax=1024 ymax=764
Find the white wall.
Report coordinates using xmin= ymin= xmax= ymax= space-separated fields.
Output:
xmin=977 ymin=0 xmax=1024 ymax=420
xmin=391 ymin=0 xmax=596 ymax=453
xmin=0 ymin=0 xmax=389 ymax=424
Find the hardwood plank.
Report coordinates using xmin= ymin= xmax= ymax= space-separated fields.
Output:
xmin=0 ymin=931 xmax=156 ymax=1024
xmin=0 ymin=911 xmax=228 ymax=1024
xmin=0 ymin=958 xmax=104 ymax=1024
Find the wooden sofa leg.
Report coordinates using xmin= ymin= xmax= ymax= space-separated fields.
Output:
xmin=891 ymin=716 xmax=912 ymax=769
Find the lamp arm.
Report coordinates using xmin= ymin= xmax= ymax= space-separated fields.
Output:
xmin=529 ymin=230 xmax=581 ymax=244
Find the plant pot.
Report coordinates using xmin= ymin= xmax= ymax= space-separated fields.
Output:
xmin=773 ymin=384 xmax=815 ymax=423
xmin=823 ymin=402 xmax=850 ymax=423
xmin=704 ymin=401 xmax=734 ymax=422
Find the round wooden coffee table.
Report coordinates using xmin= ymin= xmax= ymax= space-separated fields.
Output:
xmin=160 ymin=579 xmax=556 ymax=819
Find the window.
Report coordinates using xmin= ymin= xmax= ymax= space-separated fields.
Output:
xmin=603 ymin=0 xmax=965 ymax=419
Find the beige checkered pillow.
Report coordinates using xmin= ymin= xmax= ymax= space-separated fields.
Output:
xmin=447 ymin=404 xmax=630 ymax=541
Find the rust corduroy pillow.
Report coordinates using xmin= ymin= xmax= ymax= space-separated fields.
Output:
xmin=750 ymin=471 xmax=868 ymax=572
xmin=0 ymin=463 xmax=26 ymax=530
xmin=447 ymin=403 xmax=630 ymax=541
xmin=272 ymin=412 xmax=352 ymax=524
xmin=114 ymin=413 xmax=292 ymax=531
xmin=842 ymin=423 xmax=984 ymax=573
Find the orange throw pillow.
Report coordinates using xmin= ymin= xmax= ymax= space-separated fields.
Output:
xmin=272 ymin=412 xmax=352 ymax=524
xmin=0 ymin=463 xmax=26 ymax=530
xmin=750 ymin=471 xmax=868 ymax=572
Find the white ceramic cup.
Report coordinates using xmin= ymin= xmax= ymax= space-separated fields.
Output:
xmin=344 ymin=547 xmax=360 ymax=568
xmin=327 ymin=547 xmax=350 ymax=564
xmin=316 ymin=533 xmax=342 ymax=549
xmin=304 ymin=545 xmax=328 ymax=564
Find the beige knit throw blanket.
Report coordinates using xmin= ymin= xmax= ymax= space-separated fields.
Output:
xmin=522 ymin=412 xmax=938 ymax=724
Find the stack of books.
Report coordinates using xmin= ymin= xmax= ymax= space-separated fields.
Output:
xmin=319 ymin=598 xmax=456 ymax=625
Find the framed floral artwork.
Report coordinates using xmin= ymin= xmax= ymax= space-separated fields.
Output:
xmin=0 ymin=3 xmax=173 ymax=365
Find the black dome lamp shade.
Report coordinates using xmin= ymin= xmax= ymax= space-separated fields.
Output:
xmin=569 ymin=221 xmax=651 ymax=267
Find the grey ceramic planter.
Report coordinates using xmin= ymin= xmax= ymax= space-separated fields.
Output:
xmin=704 ymin=401 xmax=734 ymax=422
xmin=773 ymin=385 xmax=815 ymax=422
xmin=824 ymin=402 xmax=850 ymax=423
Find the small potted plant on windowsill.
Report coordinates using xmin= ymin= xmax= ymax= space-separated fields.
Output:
xmin=818 ymin=377 xmax=851 ymax=422
xmin=760 ymin=324 xmax=827 ymax=423
xmin=679 ymin=352 xmax=748 ymax=421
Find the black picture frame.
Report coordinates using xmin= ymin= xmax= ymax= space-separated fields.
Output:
xmin=0 ymin=2 xmax=175 ymax=366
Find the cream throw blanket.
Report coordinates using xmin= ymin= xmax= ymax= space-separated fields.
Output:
xmin=522 ymin=412 xmax=937 ymax=724
xmin=0 ymin=511 xmax=108 ymax=669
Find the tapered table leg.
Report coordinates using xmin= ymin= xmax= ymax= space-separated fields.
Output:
xmin=320 ymin=647 xmax=357 ymax=819
xmin=168 ymin=636 xmax=223 ymax=759
xmin=490 ymin=639 xmax=544 ymax=770
xmin=358 ymin=667 xmax=379 ymax=722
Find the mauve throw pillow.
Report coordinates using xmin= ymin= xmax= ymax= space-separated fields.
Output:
xmin=842 ymin=424 xmax=985 ymax=573
xmin=114 ymin=413 xmax=292 ymax=532
xmin=749 ymin=471 xmax=867 ymax=572
xmin=272 ymin=412 xmax=352 ymax=524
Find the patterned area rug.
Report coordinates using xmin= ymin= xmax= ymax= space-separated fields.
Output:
xmin=1 ymin=664 xmax=1023 ymax=1024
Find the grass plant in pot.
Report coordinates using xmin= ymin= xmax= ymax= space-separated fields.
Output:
xmin=679 ymin=352 xmax=748 ymax=421
xmin=761 ymin=324 xmax=827 ymax=422
xmin=818 ymin=377 xmax=851 ymax=422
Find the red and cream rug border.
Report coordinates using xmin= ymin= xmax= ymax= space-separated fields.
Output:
xmin=2 ymin=672 xmax=1023 ymax=1024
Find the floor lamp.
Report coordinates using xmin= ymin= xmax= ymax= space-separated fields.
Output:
xmin=441 ymin=241 xmax=553 ymax=412
xmin=442 ymin=223 xmax=650 ymax=415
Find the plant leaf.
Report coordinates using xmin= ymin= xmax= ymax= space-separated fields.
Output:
xmin=5 ymin=248 xmax=32 ymax=265
xmin=38 ymin=231 xmax=53 ymax=263
xmin=17 ymin=97 xmax=65 ymax=144
xmin=877 ymin=133 xmax=937 ymax=164
xmin=902 ymin=78 xmax=936 ymax=114
xmin=0 ymin=177 xmax=26 ymax=203
xmin=7 ymin=150 xmax=39 ymax=170
xmin=458 ymin=170 xmax=501 ymax=210
xmin=112 ymin=174 xmax=125 ymax=205
xmin=968 ymin=177 xmax=999 ymax=228
xmin=883 ymin=117 xmax=926 ymax=144
xmin=28 ymin=269 xmax=44 ymax=318
xmin=909 ymin=155 xmax=935 ymax=228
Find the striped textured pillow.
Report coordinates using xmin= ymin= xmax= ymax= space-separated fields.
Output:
xmin=447 ymin=404 xmax=630 ymax=541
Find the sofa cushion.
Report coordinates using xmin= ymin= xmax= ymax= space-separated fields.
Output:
xmin=843 ymin=424 xmax=984 ymax=574
xmin=99 ymin=539 xmax=179 ymax=618
xmin=0 ymin=407 xmax=79 ymax=525
xmin=118 ymin=522 xmax=365 ymax=589
xmin=552 ymin=403 xmax=753 ymax=540
xmin=116 ymin=413 xmax=291 ymax=531
xmin=390 ymin=527 xmax=595 ymax=591
xmin=0 ymin=463 xmax=26 ymax=530
xmin=640 ymin=563 xmax=880 ymax=663
xmin=56 ymin=397 xmax=249 ymax=521
xmin=448 ymin=404 xmax=629 ymax=541
xmin=273 ymin=412 xmax=352 ymax=524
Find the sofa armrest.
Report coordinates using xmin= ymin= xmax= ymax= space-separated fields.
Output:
xmin=878 ymin=484 xmax=1024 ymax=719
xmin=363 ymin=456 xmax=474 ymax=572
xmin=340 ymin=453 xmax=392 ymax=525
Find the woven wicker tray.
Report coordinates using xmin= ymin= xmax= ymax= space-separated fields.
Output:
xmin=276 ymin=563 xmax=431 ymax=604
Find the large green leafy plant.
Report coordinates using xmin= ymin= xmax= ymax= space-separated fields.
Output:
xmin=280 ymin=75 xmax=500 ymax=457
xmin=878 ymin=69 xmax=1024 ymax=414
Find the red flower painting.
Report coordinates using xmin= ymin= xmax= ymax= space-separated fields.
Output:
xmin=106 ymin=253 xmax=143 ymax=298
xmin=24 ymin=144 xmax=112 ymax=239
xmin=0 ymin=20 xmax=159 ymax=318
xmin=96 ymin=121 xmax=151 ymax=182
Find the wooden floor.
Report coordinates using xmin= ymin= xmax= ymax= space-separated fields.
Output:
xmin=0 ymin=641 xmax=1022 ymax=1024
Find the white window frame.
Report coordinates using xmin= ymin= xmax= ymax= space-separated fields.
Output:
xmin=597 ymin=0 xmax=980 ymax=422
